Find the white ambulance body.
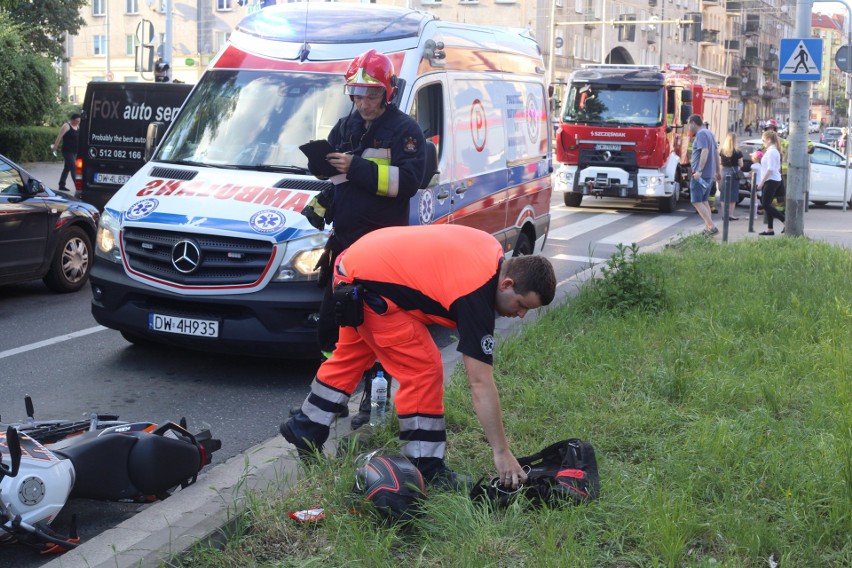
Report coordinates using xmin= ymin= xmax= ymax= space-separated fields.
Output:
xmin=90 ymin=3 xmax=552 ymax=358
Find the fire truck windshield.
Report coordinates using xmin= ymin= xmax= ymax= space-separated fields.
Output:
xmin=563 ymin=84 xmax=664 ymax=127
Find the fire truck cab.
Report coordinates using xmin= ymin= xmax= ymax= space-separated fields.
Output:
xmin=555 ymin=64 xmax=724 ymax=213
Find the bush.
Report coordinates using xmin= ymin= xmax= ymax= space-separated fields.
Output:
xmin=0 ymin=126 xmax=60 ymax=162
xmin=587 ymin=242 xmax=667 ymax=313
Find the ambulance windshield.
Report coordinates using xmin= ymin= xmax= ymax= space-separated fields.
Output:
xmin=563 ymin=84 xmax=663 ymax=127
xmin=157 ymin=70 xmax=351 ymax=170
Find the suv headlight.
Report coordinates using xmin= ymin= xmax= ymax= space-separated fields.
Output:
xmin=274 ymin=232 xmax=327 ymax=282
xmin=95 ymin=210 xmax=122 ymax=263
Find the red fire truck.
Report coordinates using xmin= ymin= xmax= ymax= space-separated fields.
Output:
xmin=554 ymin=64 xmax=730 ymax=212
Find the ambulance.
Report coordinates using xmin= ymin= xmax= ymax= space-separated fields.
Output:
xmin=89 ymin=3 xmax=552 ymax=358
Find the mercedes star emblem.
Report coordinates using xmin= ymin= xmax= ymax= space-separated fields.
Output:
xmin=171 ymin=239 xmax=201 ymax=274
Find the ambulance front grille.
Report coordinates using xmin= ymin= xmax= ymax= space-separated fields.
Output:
xmin=123 ymin=228 xmax=274 ymax=286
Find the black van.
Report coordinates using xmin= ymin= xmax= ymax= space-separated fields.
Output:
xmin=76 ymin=82 xmax=192 ymax=210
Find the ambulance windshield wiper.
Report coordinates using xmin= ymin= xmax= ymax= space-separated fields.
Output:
xmin=230 ymin=164 xmax=312 ymax=175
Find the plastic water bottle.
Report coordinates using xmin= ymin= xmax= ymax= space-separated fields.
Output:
xmin=369 ymin=371 xmax=388 ymax=427
xmin=50 ymin=145 xmax=58 ymax=158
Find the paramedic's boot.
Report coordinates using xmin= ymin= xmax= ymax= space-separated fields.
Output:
xmin=414 ymin=457 xmax=473 ymax=492
xmin=350 ymin=369 xmax=373 ymax=431
xmin=279 ymin=412 xmax=329 ymax=462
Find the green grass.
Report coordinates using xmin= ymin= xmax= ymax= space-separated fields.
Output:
xmin=174 ymin=236 xmax=851 ymax=568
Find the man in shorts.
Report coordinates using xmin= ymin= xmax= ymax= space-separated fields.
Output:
xmin=688 ymin=114 xmax=722 ymax=236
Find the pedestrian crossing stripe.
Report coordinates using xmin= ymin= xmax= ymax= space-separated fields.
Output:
xmin=779 ymin=38 xmax=822 ymax=81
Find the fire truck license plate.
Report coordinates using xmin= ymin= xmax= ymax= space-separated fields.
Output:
xmin=594 ymin=144 xmax=621 ymax=151
xmin=149 ymin=313 xmax=219 ymax=337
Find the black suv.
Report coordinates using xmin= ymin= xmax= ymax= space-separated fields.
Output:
xmin=0 ymin=154 xmax=100 ymax=292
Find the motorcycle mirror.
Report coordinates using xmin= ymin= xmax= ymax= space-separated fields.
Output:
xmin=0 ymin=427 xmax=22 ymax=479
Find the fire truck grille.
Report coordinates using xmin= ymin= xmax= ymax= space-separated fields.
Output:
xmin=123 ymin=228 xmax=275 ymax=286
xmin=580 ymin=149 xmax=637 ymax=169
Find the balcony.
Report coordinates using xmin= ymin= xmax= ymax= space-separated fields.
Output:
xmin=744 ymin=16 xmax=760 ymax=36
xmin=725 ymin=39 xmax=740 ymax=51
xmin=700 ymin=30 xmax=720 ymax=45
xmin=741 ymin=56 xmax=760 ymax=68
xmin=761 ymin=86 xmax=776 ymax=99
xmin=584 ymin=10 xmax=599 ymax=30
xmin=763 ymin=57 xmax=778 ymax=71
xmin=726 ymin=75 xmax=740 ymax=88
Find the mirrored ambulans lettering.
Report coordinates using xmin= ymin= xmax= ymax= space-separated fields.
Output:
xmin=136 ymin=178 xmax=310 ymax=211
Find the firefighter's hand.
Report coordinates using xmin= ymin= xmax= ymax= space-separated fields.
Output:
xmin=494 ymin=449 xmax=527 ymax=490
xmin=326 ymin=152 xmax=353 ymax=174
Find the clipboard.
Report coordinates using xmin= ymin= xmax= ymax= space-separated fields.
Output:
xmin=299 ymin=140 xmax=338 ymax=178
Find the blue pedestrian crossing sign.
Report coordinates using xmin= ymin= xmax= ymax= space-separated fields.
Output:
xmin=779 ymin=38 xmax=822 ymax=81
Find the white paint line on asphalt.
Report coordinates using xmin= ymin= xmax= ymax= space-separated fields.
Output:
xmin=0 ymin=326 xmax=107 ymax=360
xmin=549 ymin=208 xmax=577 ymax=222
xmin=547 ymin=212 xmax=627 ymax=241
xmin=552 ymin=253 xmax=609 ymax=264
xmin=597 ymin=215 xmax=685 ymax=245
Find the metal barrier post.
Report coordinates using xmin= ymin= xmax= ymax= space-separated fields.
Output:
xmin=722 ymin=172 xmax=731 ymax=242
xmin=748 ymin=169 xmax=756 ymax=233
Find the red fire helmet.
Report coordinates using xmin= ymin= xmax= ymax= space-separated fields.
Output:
xmin=344 ymin=49 xmax=397 ymax=104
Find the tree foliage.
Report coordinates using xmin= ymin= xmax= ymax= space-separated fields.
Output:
xmin=0 ymin=0 xmax=86 ymax=60
xmin=0 ymin=13 xmax=59 ymax=126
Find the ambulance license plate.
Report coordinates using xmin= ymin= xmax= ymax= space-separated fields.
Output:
xmin=594 ymin=144 xmax=621 ymax=151
xmin=149 ymin=313 xmax=219 ymax=337
xmin=94 ymin=173 xmax=130 ymax=185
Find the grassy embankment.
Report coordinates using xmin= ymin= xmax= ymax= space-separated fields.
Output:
xmin=176 ymin=235 xmax=851 ymax=568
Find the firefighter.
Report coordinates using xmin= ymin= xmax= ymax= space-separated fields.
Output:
xmin=301 ymin=49 xmax=427 ymax=427
xmin=280 ymin=224 xmax=557 ymax=490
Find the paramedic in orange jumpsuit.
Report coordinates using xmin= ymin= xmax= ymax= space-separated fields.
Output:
xmin=280 ymin=225 xmax=557 ymax=489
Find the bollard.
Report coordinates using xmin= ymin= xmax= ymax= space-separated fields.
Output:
xmin=748 ymin=169 xmax=757 ymax=233
xmin=722 ymin=172 xmax=731 ymax=242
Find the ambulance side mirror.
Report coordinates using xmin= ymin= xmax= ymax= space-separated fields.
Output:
xmin=420 ymin=140 xmax=439 ymax=189
xmin=145 ymin=122 xmax=165 ymax=162
xmin=680 ymin=105 xmax=692 ymax=125
xmin=391 ymin=78 xmax=407 ymax=108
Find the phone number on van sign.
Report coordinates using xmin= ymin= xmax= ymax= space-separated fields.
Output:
xmin=92 ymin=147 xmax=143 ymax=160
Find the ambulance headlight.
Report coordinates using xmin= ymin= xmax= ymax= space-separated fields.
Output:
xmin=95 ymin=210 xmax=122 ymax=263
xmin=274 ymin=232 xmax=327 ymax=282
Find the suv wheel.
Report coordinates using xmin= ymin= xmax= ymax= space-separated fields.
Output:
xmin=43 ymin=226 xmax=92 ymax=293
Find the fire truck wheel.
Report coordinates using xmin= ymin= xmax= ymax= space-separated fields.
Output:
xmin=564 ymin=192 xmax=583 ymax=207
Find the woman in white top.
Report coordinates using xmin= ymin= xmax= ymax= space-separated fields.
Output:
xmin=757 ymin=130 xmax=784 ymax=235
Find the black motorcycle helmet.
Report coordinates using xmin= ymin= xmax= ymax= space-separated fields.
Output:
xmin=354 ymin=451 xmax=426 ymax=521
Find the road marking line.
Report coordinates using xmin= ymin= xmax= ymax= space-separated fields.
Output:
xmin=0 ymin=326 xmax=107 ymax=360
xmin=548 ymin=212 xmax=628 ymax=241
xmin=552 ymin=253 xmax=609 ymax=264
xmin=597 ymin=215 xmax=685 ymax=245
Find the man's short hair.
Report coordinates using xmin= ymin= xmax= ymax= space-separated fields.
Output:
xmin=502 ymin=255 xmax=556 ymax=306
xmin=688 ymin=114 xmax=703 ymax=127
xmin=70 ymin=113 xmax=81 ymax=120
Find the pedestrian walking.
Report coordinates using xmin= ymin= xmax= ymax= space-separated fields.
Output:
xmin=50 ymin=113 xmax=81 ymax=192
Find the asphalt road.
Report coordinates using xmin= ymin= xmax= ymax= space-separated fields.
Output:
xmin=2 ymin=179 xmax=708 ymax=566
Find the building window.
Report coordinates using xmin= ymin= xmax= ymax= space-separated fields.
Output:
xmin=126 ymin=0 xmax=138 ymax=14
xmin=217 ymin=0 xmax=233 ymax=11
xmin=214 ymin=31 xmax=231 ymax=53
xmin=92 ymin=0 xmax=105 ymax=16
xmin=125 ymin=35 xmax=138 ymax=56
xmin=94 ymin=35 xmax=107 ymax=56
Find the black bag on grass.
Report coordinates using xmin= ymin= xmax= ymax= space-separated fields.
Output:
xmin=470 ymin=439 xmax=599 ymax=508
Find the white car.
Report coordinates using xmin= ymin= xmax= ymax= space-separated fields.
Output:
xmin=739 ymin=139 xmax=852 ymax=206
xmin=809 ymin=120 xmax=820 ymax=133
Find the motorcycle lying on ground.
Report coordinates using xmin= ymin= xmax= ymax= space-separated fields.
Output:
xmin=0 ymin=396 xmax=222 ymax=554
